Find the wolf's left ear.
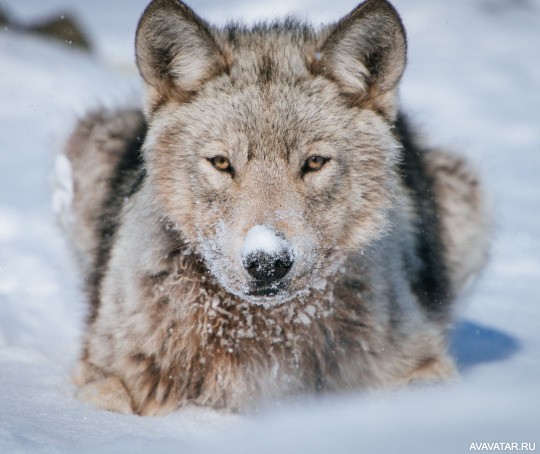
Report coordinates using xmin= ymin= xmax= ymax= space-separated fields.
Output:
xmin=316 ymin=0 xmax=406 ymax=120
xmin=135 ymin=0 xmax=228 ymax=116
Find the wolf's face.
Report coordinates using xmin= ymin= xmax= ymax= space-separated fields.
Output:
xmin=137 ymin=0 xmax=406 ymax=305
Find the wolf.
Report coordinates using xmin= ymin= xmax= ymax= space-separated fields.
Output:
xmin=60 ymin=0 xmax=488 ymax=415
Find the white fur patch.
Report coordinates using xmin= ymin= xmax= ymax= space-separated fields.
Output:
xmin=52 ymin=153 xmax=74 ymax=220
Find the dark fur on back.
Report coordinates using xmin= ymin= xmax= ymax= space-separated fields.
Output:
xmin=395 ymin=114 xmax=452 ymax=318
xmin=87 ymin=117 xmax=147 ymax=322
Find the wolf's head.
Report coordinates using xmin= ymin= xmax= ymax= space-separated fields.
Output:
xmin=136 ymin=0 xmax=406 ymax=306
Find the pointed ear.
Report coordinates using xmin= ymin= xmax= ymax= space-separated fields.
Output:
xmin=135 ymin=0 xmax=228 ymax=116
xmin=316 ymin=0 xmax=406 ymax=120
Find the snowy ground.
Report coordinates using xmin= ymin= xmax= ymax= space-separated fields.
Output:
xmin=0 ymin=0 xmax=539 ymax=452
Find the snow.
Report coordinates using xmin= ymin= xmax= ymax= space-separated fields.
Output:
xmin=241 ymin=225 xmax=291 ymax=259
xmin=1 ymin=0 xmax=539 ymax=452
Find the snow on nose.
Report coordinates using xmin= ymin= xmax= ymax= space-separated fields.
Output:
xmin=242 ymin=225 xmax=295 ymax=287
xmin=242 ymin=225 xmax=290 ymax=259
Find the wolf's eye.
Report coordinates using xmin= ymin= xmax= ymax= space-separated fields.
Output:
xmin=303 ymin=156 xmax=329 ymax=173
xmin=209 ymin=156 xmax=232 ymax=172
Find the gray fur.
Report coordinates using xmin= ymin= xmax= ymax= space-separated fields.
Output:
xmin=61 ymin=0 xmax=488 ymax=415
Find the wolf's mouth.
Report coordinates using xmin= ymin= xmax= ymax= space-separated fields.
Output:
xmin=246 ymin=282 xmax=286 ymax=297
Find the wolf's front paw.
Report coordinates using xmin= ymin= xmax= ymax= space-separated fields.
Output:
xmin=406 ymin=355 xmax=458 ymax=386
xmin=75 ymin=376 xmax=135 ymax=414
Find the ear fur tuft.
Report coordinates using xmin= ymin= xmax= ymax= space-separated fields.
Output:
xmin=317 ymin=0 xmax=407 ymax=120
xmin=135 ymin=0 xmax=228 ymax=116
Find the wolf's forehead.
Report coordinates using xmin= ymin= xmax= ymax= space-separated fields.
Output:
xmin=217 ymin=23 xmax=319 ymax=84
xmin=185 ymin=79 xmax=349 ymax=163
xmin=218 ymin=89 xmax=336 ymax=161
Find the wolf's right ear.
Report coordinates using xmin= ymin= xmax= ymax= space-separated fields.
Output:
xmin=135 ymin=0 xmax=228 ymax=116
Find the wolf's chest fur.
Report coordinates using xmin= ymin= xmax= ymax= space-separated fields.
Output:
xmin=62 ymin=0 xmax=488 ymax=415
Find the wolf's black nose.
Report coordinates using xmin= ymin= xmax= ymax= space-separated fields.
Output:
xmin=244 ymin=251 xmax=294 ymax=288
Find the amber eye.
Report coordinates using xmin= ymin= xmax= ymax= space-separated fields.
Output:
xmin=303 ymin=156 xmax=329 ymax=173
xmin=209 ymin=156 xmax=232 ymax=172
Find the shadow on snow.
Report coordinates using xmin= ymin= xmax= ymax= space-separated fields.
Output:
xmin=450 ymin=319 xmax=520 ymax=371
